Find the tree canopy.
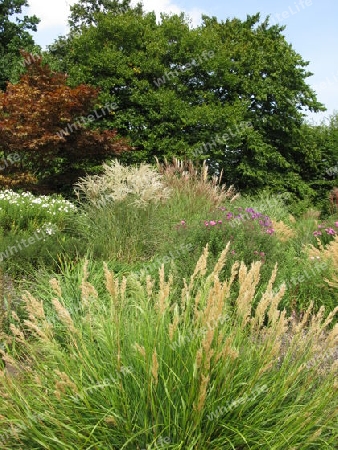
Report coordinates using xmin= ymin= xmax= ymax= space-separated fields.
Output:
xmin=46 ymin=5 xmax=327 ymax=200
xmin=0 ymin=0 xmax=40 ymax=90
xmin=1 ymin=0 xmax=335 ymax=205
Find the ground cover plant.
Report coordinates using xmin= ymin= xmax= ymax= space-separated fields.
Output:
xmin=0 ymin=159 xmax=337 ymax=449
xmin=0 ymin=189 xmax=83 ymax=276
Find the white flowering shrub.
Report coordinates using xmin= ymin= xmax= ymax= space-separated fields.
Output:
xmin=0 ymin=189 xmax=76 ymax=232
xmin=0 ymin=190 xmax=80 ymax=275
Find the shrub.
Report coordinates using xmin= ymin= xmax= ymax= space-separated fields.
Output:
xmin=0 ymin=190 xmax=83 ymax=276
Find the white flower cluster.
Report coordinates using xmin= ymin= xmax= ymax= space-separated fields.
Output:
xmin=0 ymin=189 xmax=76 ymax=214
xmin=36 ymin=222 xmax=58 ymax=236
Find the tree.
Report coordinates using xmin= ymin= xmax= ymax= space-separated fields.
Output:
xmin=298 ymin=113 xmax=338 ymax=213
xmin=0 ymin=52 xmax=130 ymax=192
xmin=47 ymin=6 xmax=326 ymax=199
xmin=68 ymin=0 xmax=143 ymax=30
xmin=0 ymin=0 xmax=40 ymax=90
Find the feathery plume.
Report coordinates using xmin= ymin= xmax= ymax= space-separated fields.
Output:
xmin=52 ymin=298 xmax=77 ymax=334
xmin=195 ymin=374 xmax=210 ymax=413
xmin=189 ymin=244 xmax=209 ymax=290
xmin=151 ymin=348 xmax=159 ymax=386
xmin=22 ymin=291 xmax=45 ymax=322
xmin=103 ymin=262 xmax=115 ymax=298
xmin=134 ymin=343 xmax=146 ymax=358
xmin=49 ymin=278 xmax=62 ymax=297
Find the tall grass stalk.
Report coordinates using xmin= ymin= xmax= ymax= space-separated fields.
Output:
xmin=0 ymin=247 xmax=337 ymax=449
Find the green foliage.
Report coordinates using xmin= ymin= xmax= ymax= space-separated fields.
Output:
xmin=0 ymin=162 xmax=338 ymax=448
xmin=79 ymin=197 xmax=161 ymax=262
xmin=0 ymin=0 xmax=40 ymax=90
xmin=46 ymin=7 xmax=326 ymax=201
xmin=68 ymin=164 xmax=337 ymax=315
xmin=68 ymin=0 xmax=143 ymax=30
xmin=0 ymin=190 xmax=82 ymax=276
xmin=0 ymin=256 xmax=337 ymax=449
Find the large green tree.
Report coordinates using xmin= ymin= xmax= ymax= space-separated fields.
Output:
xmin=0 ymin=0 xmax=40 ymax=90
xmin=47 ymin=4 xmax=326 ymax=199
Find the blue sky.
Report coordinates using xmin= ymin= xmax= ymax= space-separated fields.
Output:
xmin=24 ymin=0 xmax=337 ymax=124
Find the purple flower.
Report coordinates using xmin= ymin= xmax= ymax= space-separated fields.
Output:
xmin=325 ymin=228 xmax=335 ymax=235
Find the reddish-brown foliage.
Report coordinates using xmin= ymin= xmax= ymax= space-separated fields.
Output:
xmin=0 ymin=51 xmax=130 ymax=191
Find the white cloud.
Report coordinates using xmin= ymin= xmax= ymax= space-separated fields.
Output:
xmin=134 ymin=0 xmax=204 ymax=26
xmin=27 ymin=0 xmax=76 ymax=31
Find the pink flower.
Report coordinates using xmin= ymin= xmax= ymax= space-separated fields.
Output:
xmin=231 ymin=250 xmax=236 ymax=255
xmin=180 ymin=220 xmax=186 ymax=226
xmin=218 ymin=220 xmax=222 ymax=224
xmin=335 ymin=222 xmax=338 ymax=227
xmin=209 ymin=220 xmax=217 ymax=226
xmin=260 ymin=252 xmax=265 ymax=257
xmin=313 ymin=231 xmax=322 ymax=236
xmin=317 ymin=224 xmax=325 ymax=229
xmin=325 ymin=228 xmax=335 ymax=235
xmin=204 ymin=221 xmax=209 ymax=226
xmin=266 ymin=228 xmax=275 ymax=234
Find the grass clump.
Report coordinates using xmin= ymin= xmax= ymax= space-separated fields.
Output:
xmin=75 ymin=159 xmax=172 ymax=208
xmin=0 ymin=248 xmax=337 ymax=449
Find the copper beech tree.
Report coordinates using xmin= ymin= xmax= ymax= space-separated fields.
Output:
xmin=0 ymin=51 xmax=130 ymax=192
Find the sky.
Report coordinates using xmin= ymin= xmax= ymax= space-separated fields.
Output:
xmin=23 ymin=0 xmax=338 ymax=124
